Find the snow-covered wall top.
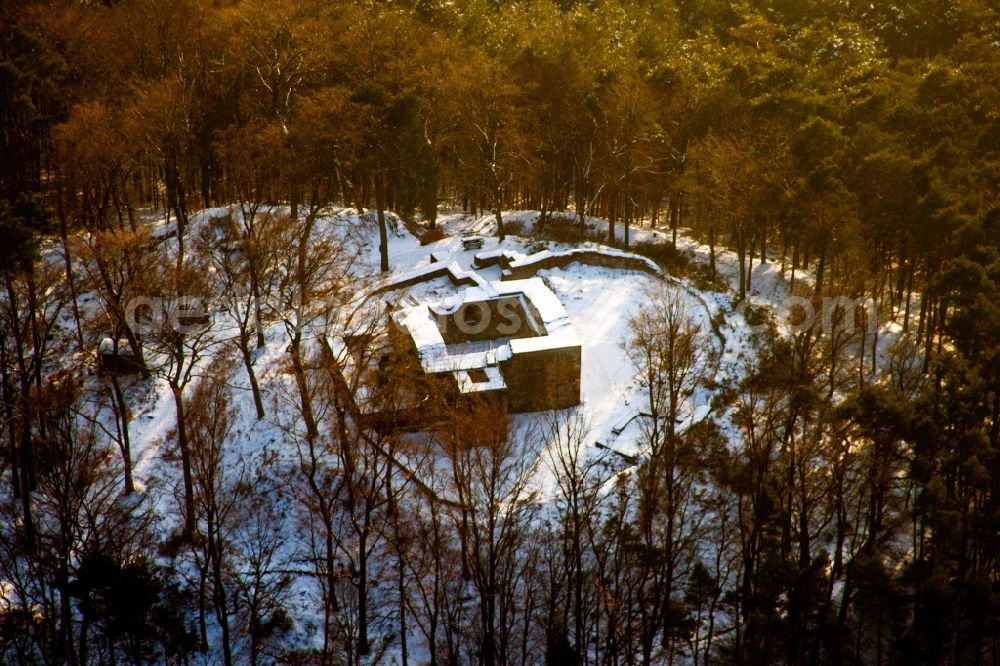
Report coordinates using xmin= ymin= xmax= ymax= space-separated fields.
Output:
xmin=502 ymin=247 xmax=663 ymax=281
xmin=393 ymin=276 xmax=579 ymax=376
xmin=372 ymin=260 xmax=488 ymax=296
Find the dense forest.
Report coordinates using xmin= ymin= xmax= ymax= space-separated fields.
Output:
xmin=2 ymin=0 xmax=1000 ymax=663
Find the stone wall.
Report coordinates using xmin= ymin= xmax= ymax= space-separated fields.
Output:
xmin=500 ymin=344 xmax=581 ymax=412
xmin=502 ymin=249 xmax=661 ymax=280
xmin=372 ymin=262 xmax=481 ymax=296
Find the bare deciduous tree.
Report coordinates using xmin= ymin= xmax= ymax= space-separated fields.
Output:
xmin=447 ymin=402 xmax=541 ymax=666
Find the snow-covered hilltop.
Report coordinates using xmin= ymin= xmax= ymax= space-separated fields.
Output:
xmin=0 ymin=201 xmax=922 ymax=664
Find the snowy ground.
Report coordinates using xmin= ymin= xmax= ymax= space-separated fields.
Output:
xmin=112 ymin=204 xmax=911 ymax=504
xmin=57 ymin=204 xmax=909 ymax=661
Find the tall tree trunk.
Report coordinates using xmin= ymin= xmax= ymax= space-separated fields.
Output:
xmin=56 ymin=189 xmax=85 ymax=350
xmin=240 ymin=336 xmax=265 ymax=419
xmin=210 ymin=517 xmax=234 ymax=666
xmin=19 ymin=396 xmax=35 ymax=550
xmin=289 ymin=336 xmax=318 ymax=442
xmin=358 ymin=524 xmax=371 ymax=657
xmin=708 ymin=225 xmax=717 ymax=283
xmin=171 ymin=383 xmax=196 ymax=535
xmin=903 ymin=259 xmax=915 ymax=332
xmin=109 ymin=369 xmax=135 ymax=494
xmin=376 ymin=173 xmax=390 ymax=273
xmin=736 ymin=230 xmax=747 ymax=300
xmin=607 ymin=191 xmax=616 ymax=244
xmin=814 ymin=240 xmax=828 ymax=297
xmin=494 ymin=182 xmax=505 ymax=242
xmin=250 ymin=270 xmax=266 ymax=349
xmin=164 ymin=154 xmax=187 ymax=270
xmin=670 ymin=195 xmax=680 ymax=248
xmin=538 ymin=182 xmax=548 ymax=233
xmin=0 ymin=331 xmax=20 ymax=502
xmin=389 ymin=468 xmax=409 ymax=666
xmin=5 ymin=277 xmax=36 ymax=549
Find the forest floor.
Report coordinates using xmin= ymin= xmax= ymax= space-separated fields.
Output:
xmin=66 ymin=205 xmax=909 ymax=659
xmin=109 ymin=203 xmax=914 ymax=514
xmin=116 ymin=208 xmax=740 ymax=503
